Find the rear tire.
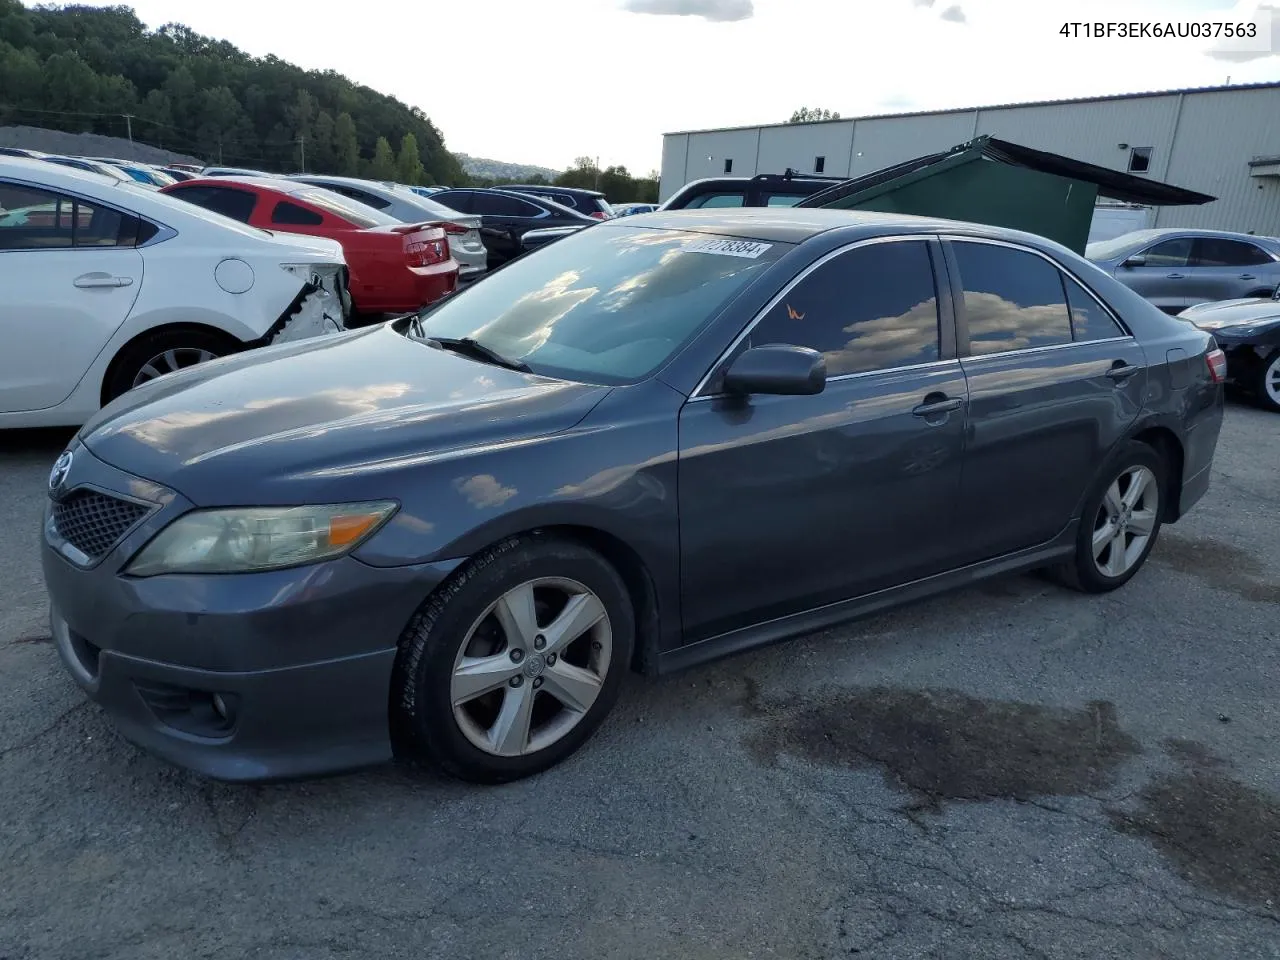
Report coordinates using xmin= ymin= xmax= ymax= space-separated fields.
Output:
xmin=1251 ymin=351 xmax=1280 ymax=413
xmin=104 ymin=328 xmax=236 ymax=404
xmin=390 ymin=534 xmax=634 ymax=784
xmin=1051 ymin=441 xmax=1167 ymax=594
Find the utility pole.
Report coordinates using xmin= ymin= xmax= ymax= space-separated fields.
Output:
xmin=298 ymin=134 xmax=307 ymax=173
xmin=123 ymin=114 xmax=134 ymax=143
xmin=595 ymin=155 xmax=600 ymax=190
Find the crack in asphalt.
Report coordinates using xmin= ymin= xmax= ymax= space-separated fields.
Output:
xmin=0 ymin=701 xmax=88 ymax=759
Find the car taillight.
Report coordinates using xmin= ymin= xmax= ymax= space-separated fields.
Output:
xmin=404 ymin=230 xmax=448 ymax=266
xmin=442 ymin=222 xmax=468 ymax=235
xmin=589 ymin=212 xmax=606 ymax=220
xmin=1205 ymin=347 xmax=1227 ymax=383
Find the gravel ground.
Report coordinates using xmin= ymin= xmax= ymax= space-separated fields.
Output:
xmin=1 ymin=405 xmax=1277 ymax=960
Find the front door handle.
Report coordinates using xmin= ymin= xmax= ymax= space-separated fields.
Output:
xmin=74 ymin=274 xmax=133 ymax=289
xmin=912 ymin=396 xmax=964 ymax=417
xmin=1239 ymin=273 xmax=1256 ymax=280
xmin=1166 ymin=273 xmax=1185 ymax=279
xmin=1105 ymin=362 xmax=1140 ymax=381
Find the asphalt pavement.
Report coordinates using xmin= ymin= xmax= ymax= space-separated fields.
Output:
xmin=1 ymin=407 xmax=1278 ymax=960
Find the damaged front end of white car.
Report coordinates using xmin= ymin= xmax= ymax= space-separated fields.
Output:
xmin=268 ymin=263 xmax=352 ymax=345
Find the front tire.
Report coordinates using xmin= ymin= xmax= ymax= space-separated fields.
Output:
xmin=1252 ymin=351 xmax=1280 ymax=413
xmin=390 ymin=535 xmax=634 ymax=783
xmin=1052 ymin=441 xmax=1166 ymax=594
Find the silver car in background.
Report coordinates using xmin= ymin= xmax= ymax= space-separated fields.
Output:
xmin=291 ymin=174 xmax=487 ymax=281
xmin=1087 ymin=229 xmax=1280 ymax=314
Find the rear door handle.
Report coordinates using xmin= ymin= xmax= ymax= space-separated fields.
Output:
xmin=912 ymin=396 xmax=964 ymax=417
xmin=1166 ymin=273 xmax=1185 ymax=279
xmin=74 ymin=274 xmax=133 ymax=289
xmin=1239 ymin=273 xmax=1256 ymax=280
xmin=1105 ymin=362 xmax=1140 ymax=381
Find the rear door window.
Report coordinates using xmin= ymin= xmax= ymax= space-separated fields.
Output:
xmin=761 ymin=193 xmax=807 ymax=207
xmin=1193 ymin=237 xmax=1274 ymax=267
xmin=432 ymin=191 xmax=476 ymax=214
xmin=687 ymin=193 xmax=746 ymax=209
xmin=272 ymin=201 xmax=324 ymax=226
xmin=170 ymin=185 xmax=258 ymax=222
xmin=951 ymin=241 xmax=1072 ymax=355
xmin=1061 ymin=274 xmax=1127 ymax=342
xmin=473 ymin=194 xmax=546 ymax=217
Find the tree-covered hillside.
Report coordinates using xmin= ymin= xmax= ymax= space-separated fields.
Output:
xmin=0 ymin=1 xmax=465 ymax=184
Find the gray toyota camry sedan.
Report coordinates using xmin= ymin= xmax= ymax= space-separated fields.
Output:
xmin=41 ymin=209 xmax=1226 ymax=784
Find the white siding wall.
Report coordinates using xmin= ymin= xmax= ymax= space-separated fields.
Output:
xmin=1155 ymin=87 xmax=1280 ymax=234
xmin=659 ymin=86 xmax=1280 ymax=233
xmin=848 ymin=113 xmax=977 ymax=177
xmin=757 ymin=121 xmax=855 ymax=178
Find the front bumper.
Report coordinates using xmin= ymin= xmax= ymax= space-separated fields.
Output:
xmin=40 ymin=444 xmax=460 ymax=782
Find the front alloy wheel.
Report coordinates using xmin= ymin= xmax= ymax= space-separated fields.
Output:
xmin=391 ymin=535 xmax=634 ymax=783
xmin=450 ymin=578 xmax=612 ymax=758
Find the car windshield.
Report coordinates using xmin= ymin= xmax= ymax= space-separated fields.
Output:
xmin=412 ymin=225 xmax=786 ymax=384
xmin=1085 ymin=231 xmax=1161 ymax=260
xmin=295 ymin=188 xmax=398 ymax=228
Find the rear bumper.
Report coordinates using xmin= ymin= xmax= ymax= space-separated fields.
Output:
xmin=353 ymin=261 xmax=458 ymax=313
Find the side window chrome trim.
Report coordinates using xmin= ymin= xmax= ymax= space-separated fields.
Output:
xmin=941 ymin=234 xmax=1134 ymax=341
xmin=686 ymin=358 xmax=964 ymax=404
xmin=958 ymin=336 xmax=1134 ymax=364
xmin=690 ymin=233 xmax=943 ymax=399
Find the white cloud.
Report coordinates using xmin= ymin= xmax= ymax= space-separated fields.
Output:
xmin=940 ymin=4 xmax=967 ymax=22
xmin=621 ymin=0 xmax=754 ymax=21
xmin=1205 ymin=1 xmax=1278 ymax=60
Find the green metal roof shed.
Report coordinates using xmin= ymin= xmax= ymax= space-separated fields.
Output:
xmin=797 ymin=136 xmax=1216 ymax=254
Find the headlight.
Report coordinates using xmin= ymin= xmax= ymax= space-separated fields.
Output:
xmin=126 ymin=501 xmax=398 ymax=576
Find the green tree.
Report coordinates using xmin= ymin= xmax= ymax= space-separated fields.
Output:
xmin=366 ymin=135 xmax=397 ymax=180
xmin=788 ymin=106 xmax=840 ymax=123
xmin=333 ymin=111 xmax=360 ymax=175
xmin=395 ymin=132 xmax=425 ymax=185
xmin=310 ymin=109 xmax=336 ymax=174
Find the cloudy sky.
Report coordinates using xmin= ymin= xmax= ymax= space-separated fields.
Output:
xmin=59 ymin=0 xmax=1280 ymax=174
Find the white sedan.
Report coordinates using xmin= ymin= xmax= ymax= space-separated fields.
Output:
xmin=0 ymin=157 xmax=350 ymax=428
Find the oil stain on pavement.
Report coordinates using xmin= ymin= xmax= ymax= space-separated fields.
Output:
xmin=744 ymin=685 xmax=1140 ymax=807
xmin=1154 ymin=534 xmax=1280 ymax=604
xmin=1109 ymin=739 xmax=1280 ymax=911
xmin=745 ymin=683 xmax=1280 ymax=915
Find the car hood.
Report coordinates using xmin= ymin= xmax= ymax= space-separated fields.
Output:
xmin=1178 ymin=297 xmax=1280 ymax=329
xmin=79 ymin=324 xmax=611 ymax=506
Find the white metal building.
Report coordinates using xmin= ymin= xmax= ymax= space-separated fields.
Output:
xmin=660 ymin=82 xmax=1280 ymax=236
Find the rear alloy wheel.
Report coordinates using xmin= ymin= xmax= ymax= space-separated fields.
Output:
xmin=1052 ymin=441 xmax=1166 ymax=593
xmin=391 ymin=536 xmax=633 ymax=783
xmin=104 ymin=329 xmax=235 ymax=404
xmin=1254 ymin=352 xmax=1280 ymax=413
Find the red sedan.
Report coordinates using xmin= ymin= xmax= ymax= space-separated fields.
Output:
xmin=160 ymin=177 xmax=458 ymax=316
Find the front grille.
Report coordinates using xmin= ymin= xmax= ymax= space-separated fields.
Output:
xmin=52 ymin=490 xmax=149 ymax=561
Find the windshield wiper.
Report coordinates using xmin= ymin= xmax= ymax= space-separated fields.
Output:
xmin=424 ymin=336 xmax=531 ymax=372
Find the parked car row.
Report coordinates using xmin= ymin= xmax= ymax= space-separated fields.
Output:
xmin=0 ymin=147 xmax=188 ymax=188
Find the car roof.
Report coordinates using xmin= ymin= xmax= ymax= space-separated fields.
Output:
xmin=292 ymin=173 xmax=398 ymax=191
xmin=503 ymin=184 xmax=605 ymax=198
xmin=174 ymin=176 xmax=313 ymax=196
xmin=618 ymin=206 xmax=1074 ymax=247
xmin=1107 ymin=227 xmax=1279 ymax=245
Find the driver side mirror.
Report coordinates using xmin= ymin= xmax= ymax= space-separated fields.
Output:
xmin=722 ymin=344 xmax=826 ymax=397
xmin=1121 ymin=254 xmax=1146 ymax=268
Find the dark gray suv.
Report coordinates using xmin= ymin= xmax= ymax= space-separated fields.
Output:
xmin=41 ymin=209 xmax=1225 ymax=784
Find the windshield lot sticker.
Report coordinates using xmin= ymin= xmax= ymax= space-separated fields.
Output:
xmin=684 ymin=238 xmax=773 ymax=259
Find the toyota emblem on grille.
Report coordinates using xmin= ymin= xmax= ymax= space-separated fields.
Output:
xmin=48 ymin=451 xmax=73 ymax=494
